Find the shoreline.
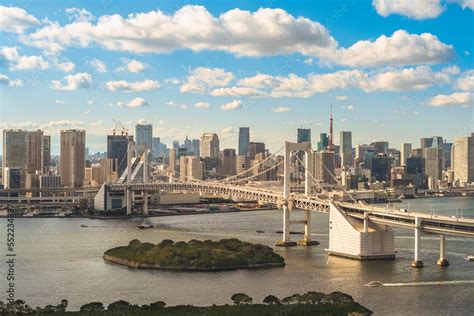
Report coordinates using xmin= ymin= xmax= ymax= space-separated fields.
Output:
xmin=103 ymin=254 xmax=285 ymax=271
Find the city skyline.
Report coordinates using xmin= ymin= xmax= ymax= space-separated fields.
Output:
xmin=0 ymin=1 xmax=473 ymax=154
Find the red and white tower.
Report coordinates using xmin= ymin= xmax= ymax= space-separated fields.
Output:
xmin=327 ymin=105 xmax=334 ymax=152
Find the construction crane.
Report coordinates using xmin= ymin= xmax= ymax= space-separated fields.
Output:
xmin=112 ymin=119 xmax=129 ymax=137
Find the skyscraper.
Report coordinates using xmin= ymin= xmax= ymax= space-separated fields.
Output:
xmin=452 ymin=133 xmax=474 ymax=186
xmin=60 ymin=129 xmax=86 ymax=187
xmin=400 ymin=143 xmax=412 ymax=166
xmin=312 ymin=151 xmax=335 ymax=184
xmin=184 ymin=136 xmax=192 ymax=154
xmin=2 ymin=129 xmax=28 ymax=178
xmin=297 ymin=128 xmax=311 ymax=143
xmin=26 ymin=130 xmax=43 ymax=174
xmin=317 ymin=133 xmax=328 ymax=151
xmin=222 ymin=149 xmax=237 ymax=176
xmin=135 ymin=124 xmax=153 ymax=154
xmin=192 ymin=139 xmax=200 ymax=157
xmin=42 ymin=135 xmax=51 ymax=173
xmin=424 ymin=147 xmax=443 ymax=184
xmin=340 ymin=131 xmax=353 ymax=167
xmin=107 ymin=134 xmax=132 ymax=176
xmin=152 ymin=137 xmax=161 ymax=158
xmin=179 ymin=156 xmax=203 ymax=182
xmin=238 ymin=127 xmax=250 ymax=156
xmin=200 ymin=133 xmax=219 ymax=158
xmin=249 ymin=142 xmax=265 ymax=159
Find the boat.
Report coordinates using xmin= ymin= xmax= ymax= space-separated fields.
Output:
xmin=467 ymin=256 xmax=474 ymax=261
xmin=80 ymin=224 xmax=88 ymax=228
xmin=365 ymin=281 xmax=384 ymax=287
xmin=256 ymin=230 xmax=265 ymax=233
xmin=137 ymin=218 xmax=154 ymax=229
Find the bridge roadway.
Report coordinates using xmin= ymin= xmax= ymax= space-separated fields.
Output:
xmin=107 ymin=182 xmax=474 ymax=237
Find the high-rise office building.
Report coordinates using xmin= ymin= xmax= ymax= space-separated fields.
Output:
xmin=169 ymin=148 xmax=177 ymax=174
xmin=400 ymin=143 xmax=412 ymax=167
xmin=312 ymin=151 xmax=335 ymax=184
xmin=424 ymin=147 xmax=443 ymax=182
xmin=183 ymin=136 xmax=192 ymax=154
xmin=452 ymin=133 xmax=474 ymax=186
xmin=222 ymin=149 xmax=237 ymax=176
xmin=2 ymin=129 xmax=28 ymax=177
xmin=249 ymin=142 xmax=265 ymax=159
xmin=420 ymin=137 xmax=433 ymax=149
xmin=60 ymin=129 xmax=86 ymax=187
xmin=238 ymin=127 xmax=250 ymax=157
xmin=236 ymin=155 xmax=251 ymax=176
xmin=443 ymin=143 xmax=452 ymax=169
xmin=26 ymin=130 xmax=43 ymax=174
xmin=179 ymin=156 xmax=203 ymax=182
xmin=42 ymin=135 xmax=51 ymax=173
xmin=192 ymin=139 xmax=200 ymax=157
xmin=297 ymin=128 xmax=311 ymax=143
xmin=152 ymin=137 xmax=161 ymax=158
xmin=135 ymin=124 xmax=153 ymax=154
xmin=107 ymin=135 xmax=132 ymax=176
xmin=371 ymin=156 xmax=390 ymax=182
xmin=371 ymin=141 xmax=389 ymax=155
xmin=340 ymin=131 xmax=353 ymax=167
xmin=200 ymin=133 xmax=219 ymax=158
xmin=317 ymin=133 xmax=328 ymax=151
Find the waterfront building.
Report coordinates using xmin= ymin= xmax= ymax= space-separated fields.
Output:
xmin=60 ymin=129 xmax=86 ymax=187
xmin=424 ymin=147 xmax=443 ymax=182
xmin=179 ymin=156 xmax=203 ymax=181
xmin=200 ymin=133 xmax=219 ymax=158
xmin=400 ymin=143 xmax=412 ymax=166
xmin=238 ymin=127 xmax=250 ymax=157
xmin=39 ymin=174 xmax=61 ymax=189
xmin=452 ymin=133 xmax=474 ymax=186
xmin=107 ymin=135 xmax=132 ymax=176
xmin=3 ymin=167 xmax=21 ymax=189
xmin=371 ymin=156 xmax=390 ymax=182
xmin=42 ymin=135 xmax=51 ymax=173
xmin=135 ymin=124 xmax=153 ymax=155
xmin=169 ymin=148 xmax=177 ymax=174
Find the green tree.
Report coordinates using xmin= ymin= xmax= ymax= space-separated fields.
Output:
xmin=231 ymin=293 xmax=253 ymax=305
xmin=263 ymin=295 xmax=280 ymax=305
xmin=80 ymin=302 xmax=105 ymax=312
xmin=107 ymin=300 xmax=132 ymax=311
xmin=149 ymin=301 xmax=167 ymax=310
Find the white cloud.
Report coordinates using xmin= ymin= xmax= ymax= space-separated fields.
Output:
xmin=456 ymin=70 xmax=474 ymax=91
xmin=55 ymin=99 xmax=65 ymax=104
xmin=0 ymin=6 xmax=40 ymax=33
xmin=372 ymin=0 xmax=443 ymax=19
xmin=39 ymin=120 xmax=84 ymax=129
xmin=336 ymin=95 xmax=348 ymax=100
xmin=220 ymin=100 xmax=242 ymax=111
xmin=116 ymin=59 xmax=146 ymax=73
xmin=221 ymin=127 xmax=235 ymax=135
xmin=194 ymin=101 xmax=210 ymax=109
xmin=65 ymin=8 xmax=95 ymax=23
xmin=0 ymin=74 xmax=23 ymax=87
xmin=87 ymin=100 xmax=94 ymax=105
xmin=181 ymin=67 xmax=234 ymax=93
xmin=457 ymin=0 xmax=474 ymax=10
xmin=117 ymin=97 xmax=150 ymax=108
xmin=0 ymin=46 xmax=49 ymax=71
xmin=89 ymin=58 xmax=107 ymax=72
xmin=56 ymin=61 xmax=75 ymax=72
xmin=325 ymin=30 xmax=453 ymax=68
xmin=304 ymin=58 xmax=314 ymax=65
xmin=90 ymin=120 xmax=104 ymax=126
xmin=272 ymin=106 xmax=291 ymax=113
xmin=211 ymin=86 xmax=262 ymax=97
xmin=165 ymin=78 xmax=181 ymax=85
xmin=50 ymin=72 xmax=92 ymax=90
xmin=106 ymin=79 xmax=160 ymax=92
xmin=429 ymin=92 xmax=473 ymax=107
xmin=342 ymin=105 xmax=354 ymax=111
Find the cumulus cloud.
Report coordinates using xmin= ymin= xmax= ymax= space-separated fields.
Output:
xmin=89 ymin=120 xmax=104 ymax=126
xmin=429 ymin=92 xmax=473 ymax=107
xmin=55 ymin=99 xmax=64 ymax=104
xmin=117 ymin=97 xmax=150 ymax=108
xmin=89 ymin=58 xmax=107 ymax=72
xmin=40 ymin=120 xmax=84 ymax=129
xmin=220 ymin=100 xmax=242 ymax=111
xmin=194 ymin=101 xmax=210 ymax=109
xmin=65 ymin=8 xmax=95 ymax=23
xmin=272 ymin=106 xmax=292 ymax=113
xmin=0 ymin=74 xmax=23 ymax=87
xmin=116 ymin=59 xmax=146 ymax=73
xmin=457 ymin=0 xmax=474 ymax=10
xmin=336 ymin=95 xmax=348 ymax=100
xmin=456 ymin=70 xmax=474 ymax=91
xmin=342 ymin=105 xmax=354 ymax=111
xmin=372 ymin=0 xmax=443 ymax=19
xmin=106 ymin=79 xmax=160 ymax=92
xmin=56 ymin=60 xmax=75 ymax=72
xmin=0 ymin=6 xmax=40 ymax=33
xmin=0 ymin=46 xmax=49 ymax=70
xmin=181 ymin=67 xmax=234 ymax=93
xmin=50 ymin=72 xmax=92 ymax=90
xmin=199 ymin=66 xmax=459 ymax=98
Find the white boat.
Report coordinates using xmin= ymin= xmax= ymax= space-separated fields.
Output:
xmin=467 ymin=256 xmax=474 ymax=261
xmin=365 ymin=281 xmax=384 ymax=287
xmin=137 ymin=218 xmax=154 ymax=229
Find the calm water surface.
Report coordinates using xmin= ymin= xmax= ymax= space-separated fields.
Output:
xmin=1 ymin=196 xmax=473 ymax=315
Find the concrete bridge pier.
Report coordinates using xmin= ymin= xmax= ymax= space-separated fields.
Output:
xmin=143 ymin=191 xmax=149 ymax=215
xmin=411 ymin=216 xmax=424 ymax=268
xmin=437 ymin=234 xmax=449 ymax=267
xmin=298 ymin=210 xmax=318 ymax=246
xmin=276 ymin=204 xmax=297 ymax=247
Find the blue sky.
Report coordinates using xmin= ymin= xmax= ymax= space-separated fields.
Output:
xmin=0 ymin=0 xmax=473 ymax=154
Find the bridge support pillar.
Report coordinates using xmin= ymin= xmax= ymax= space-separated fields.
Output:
xmin=436 ymin=234 xmax=449 ymax=267
xmin=298 ymin=210 xmax=318 ymax=246
xmin=411 ymin=216 xmax=424 ymax=268
xmin=276 ymin=205 xmax=297 ymax=247
xmin=143 ymin=191 xmax=149 ymax=216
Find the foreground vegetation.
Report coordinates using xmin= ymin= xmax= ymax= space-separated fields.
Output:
xmin=103 ymin=238 xmax=285 ymax=270
xmin=0 ymin=291 xmax=372 ymax=315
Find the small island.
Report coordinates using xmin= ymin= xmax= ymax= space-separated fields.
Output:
xmin=103 ymin=238 xmax=285 ymax=271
